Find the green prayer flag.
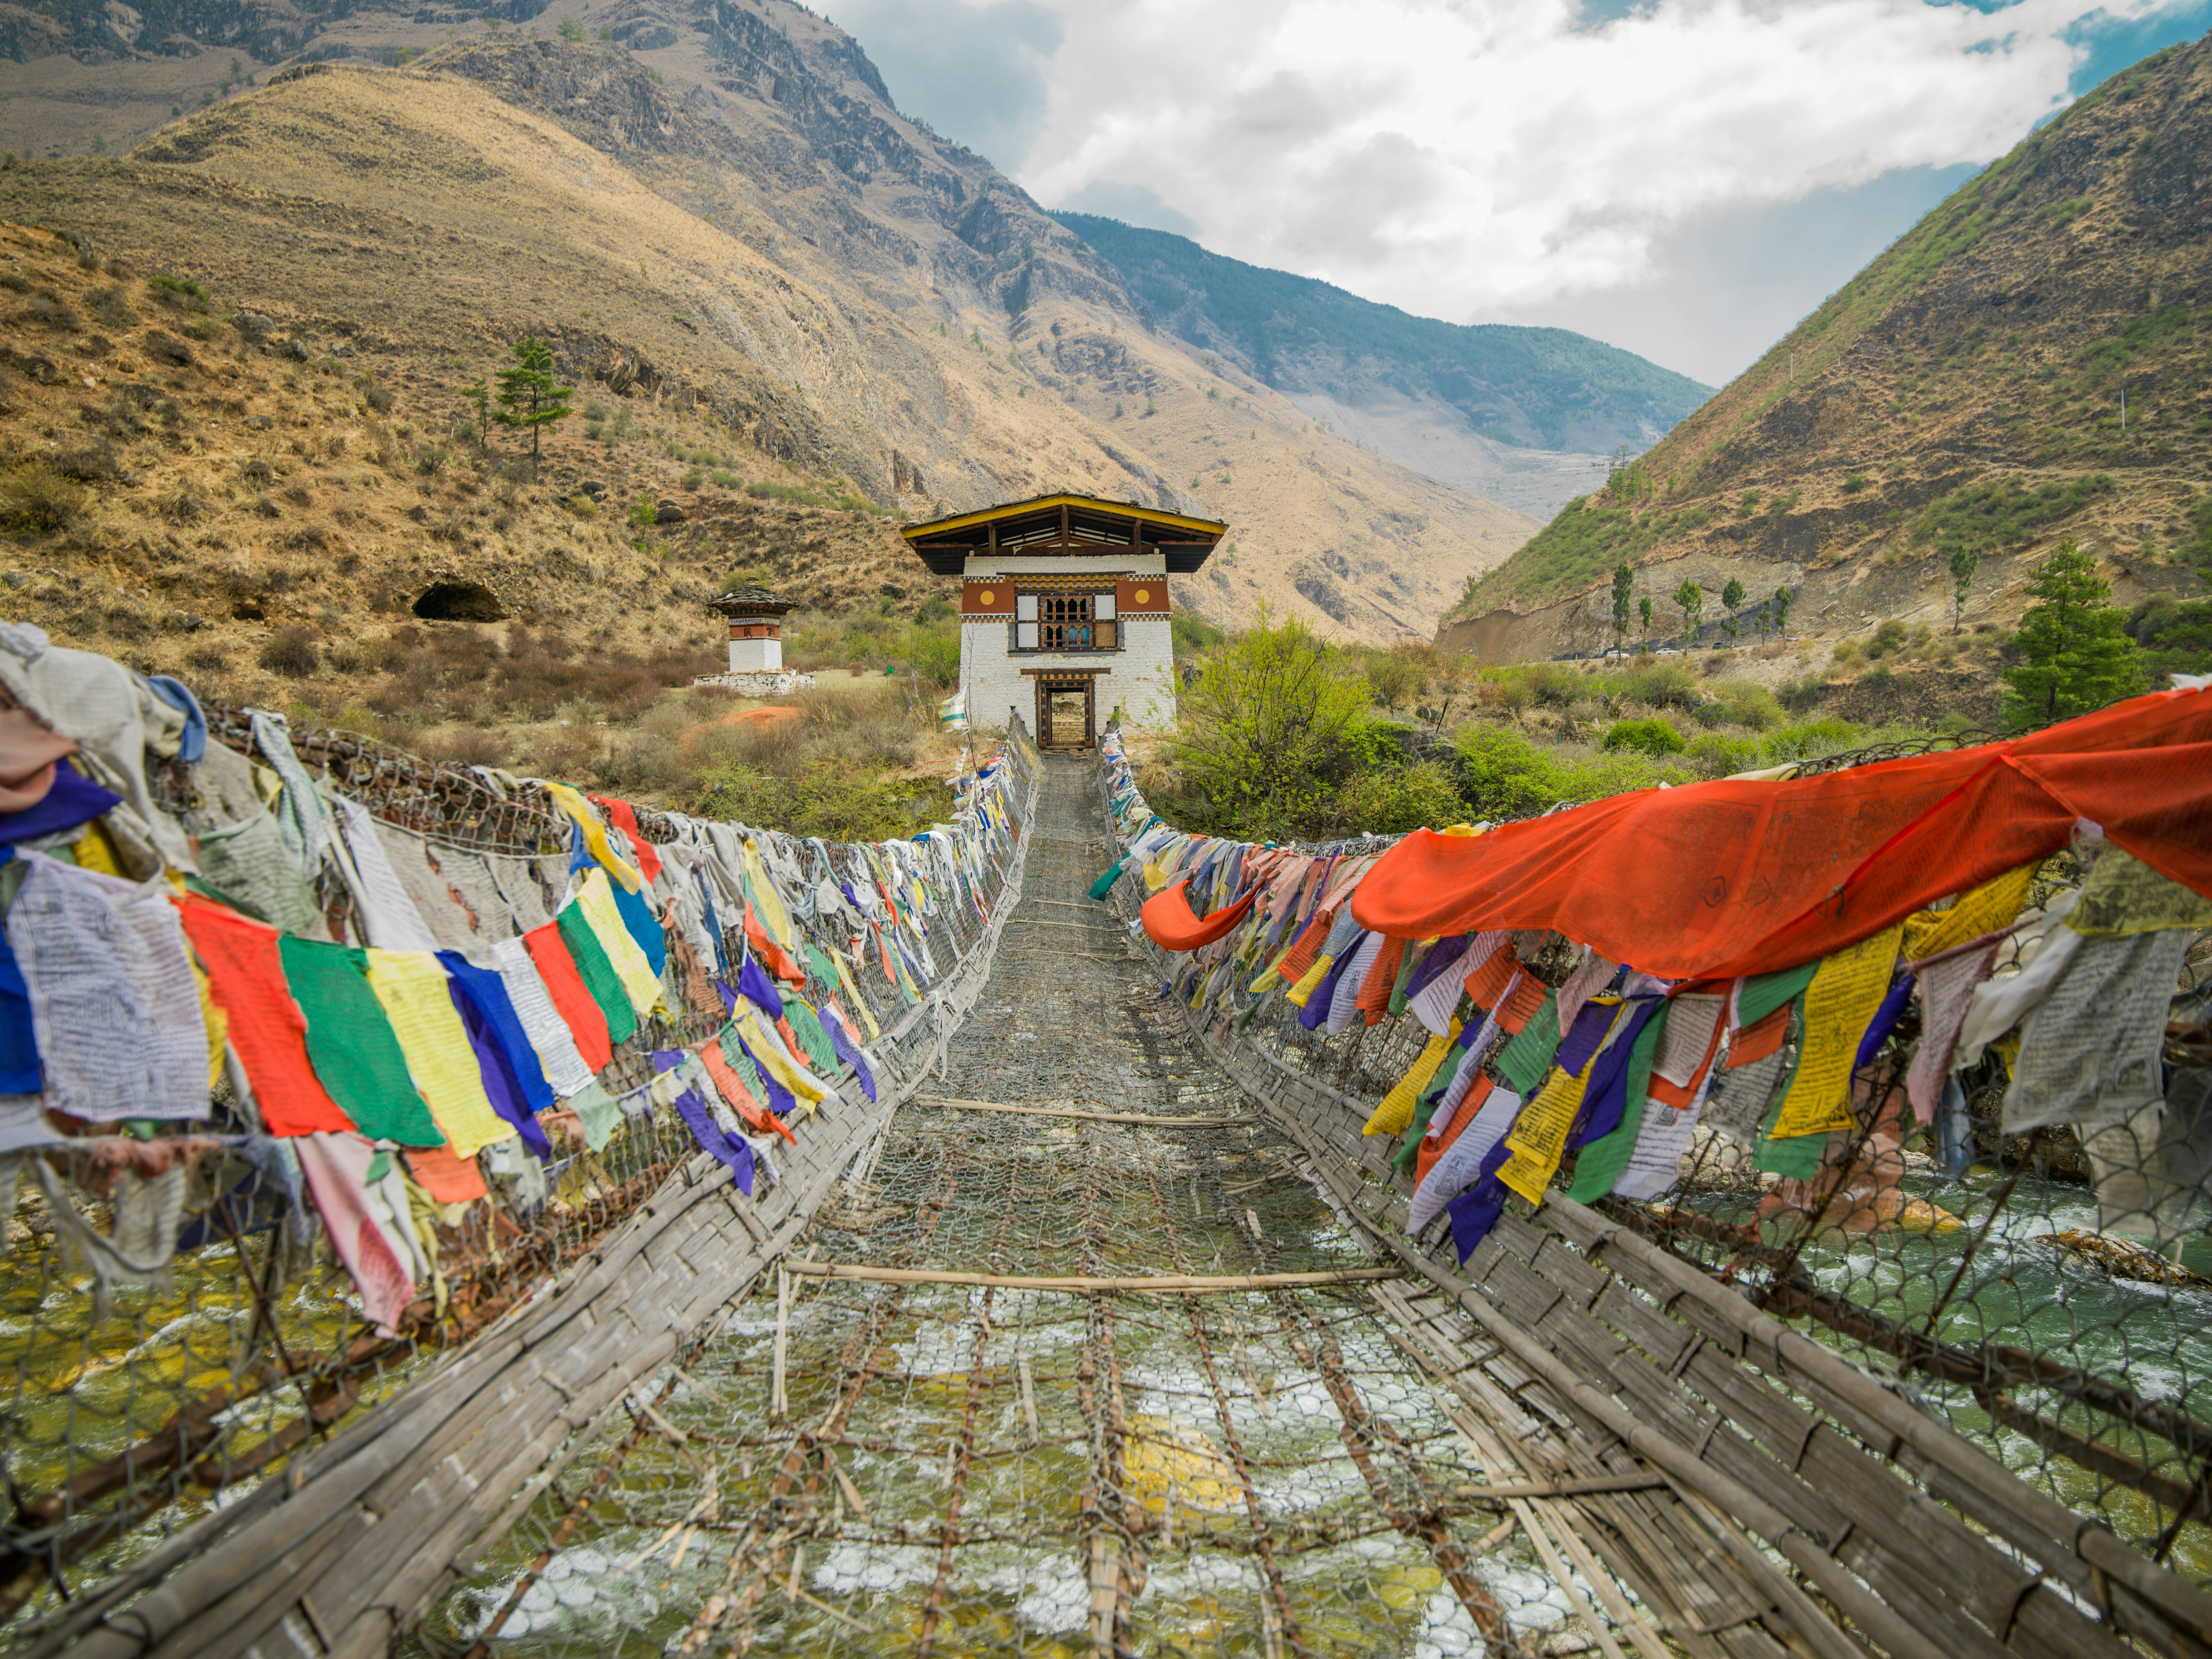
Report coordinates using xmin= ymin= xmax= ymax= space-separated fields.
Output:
xmin=558 ymin=905 xmax=639 ymax=1047
xmin=1753 ymin=999 xmax=1825 ymax=1177
xmin=278 ymin=937 xmax=446 ymax=1146
xmin=786 ymin=998 xmax=839 ymax=1074
xmin=717 ymin=1024 xmax=770 ymax=1101
xmin=1394 ymin=1043 xmax=1471 ymax=1174
xmin=1738 ymin=961 xmax=1819 ymax=1029
xmin=1386 ymin=938 xmax=1427 ymax=1020
xmin=563 ymin=1080 xmax=622 ymax=1151
xmin=1495 ymin=992 xmax=1562 ymax=1096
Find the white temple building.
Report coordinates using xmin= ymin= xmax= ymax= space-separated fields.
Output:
xmin=900 ymin=494 xmax=1227 ymax=748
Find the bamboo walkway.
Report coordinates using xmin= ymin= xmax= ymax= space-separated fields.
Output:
xmin=357 ymin=754 xmax=2212 ymax=1657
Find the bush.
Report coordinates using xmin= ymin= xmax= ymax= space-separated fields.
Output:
xmin=910 ymin=627 xmax=959 ymax=685
xmin=0 ymin=460 xmax=88 ymax=534
xmin=1601 ymin=717 xmax=1686 ymax=756
xmin=1362 ymin=645 xmax=1429 ymax=711
xmin=1609 ymin=657 xmax=1698 ymax=710
xmin=1707 ymin=679 xmax=1783 ymax=729
xmin=258 ymin=626 xmax=321 ymax=678
xmin=2125 ymin=592 xmax=2212 ymax=682
xmin=1762 ymin=717 xmax=1862 ymax=763
xmin=1167 ymin=608 xmax=1371 ymax=841
xmin=1455 ymin=726 xmax=1681 ymax=817
xmin=1687 ymin=732 xmax=1761 ymax=777
xmin=1326 ymin=760 xmax=1465 ymax=835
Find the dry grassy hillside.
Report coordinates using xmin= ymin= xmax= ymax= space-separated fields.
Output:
xmin=1445 ymin=36 xmax=2212 ymax=670
xmin=0 ymin=17 xmax=1534 ymax=648
xmin=0 ymin=213 xmax=936 ymax=726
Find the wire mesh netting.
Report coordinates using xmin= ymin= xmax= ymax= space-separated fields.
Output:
xmin=0 ymin=712 xmax=1030 ymax=1649
xmin=408 ymin=757 xmax=1642 ymax=1659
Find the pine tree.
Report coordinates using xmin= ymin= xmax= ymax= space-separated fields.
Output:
xmin=1611 ymin=563 xmax=1633 ymax=652
xmin=1637 ymin=595 xmax=1652 ymax=653
xmin=2003 ymin=540 xmax=2144 ymax=725
xmin=491 ymin=336 xmax=574 ymax=478
xmin=1721 ymin=577 xmax=1745 ymax=645
xmin=1772 ymin=584 xmax=1793 ymax=640
xmin=1673 ymin=578 xmax=1704 ymax=647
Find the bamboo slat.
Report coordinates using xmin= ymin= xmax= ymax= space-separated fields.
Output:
xmin=779 ymin=1263 xmax=1402 ymax=1293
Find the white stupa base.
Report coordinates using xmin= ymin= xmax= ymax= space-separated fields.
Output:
xmin=693 ymin=671 xmax=817 ymax=695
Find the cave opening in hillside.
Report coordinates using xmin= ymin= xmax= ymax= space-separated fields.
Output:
xmin=412 ymin=581 xmax=507 ymax=622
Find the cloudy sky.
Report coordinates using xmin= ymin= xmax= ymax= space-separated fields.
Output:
xmin=816 ymin=0 xmax=2211 ymax=386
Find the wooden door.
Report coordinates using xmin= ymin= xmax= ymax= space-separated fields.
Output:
xmin=1047 ymin=686 xmax=1087 ymax=748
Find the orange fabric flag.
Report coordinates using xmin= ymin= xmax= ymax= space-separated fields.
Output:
xmin=1353 ymin=685 xmax=2212 ymax=980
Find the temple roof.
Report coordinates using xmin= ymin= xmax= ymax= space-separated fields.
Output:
xmin=901 ymin=493 xmax=1228 ymax=576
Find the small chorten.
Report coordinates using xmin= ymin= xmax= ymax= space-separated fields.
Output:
xmin=708 ymin=584 xmax=794 ymax=675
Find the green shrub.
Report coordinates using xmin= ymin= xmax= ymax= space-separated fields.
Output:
xmin=1762 ymin=717 xmax=1862 ymax=763
xmin=1687 ymin=732 xmax=1761 ymax=776
xmin=2125 ymin=592 xmax=2212 ymax=682
xmin=689 ymin=761 xmax=950 ymax=842
xmin=1601 ymin=717 xmax=1686 ymax=756
xmin=1362 ymin=646 xmax=1429 ymax=710
xmin=1613 ymin=658 xmax=1699 ymax=710
xmin=1453 ymin=727 xmax=1680 ymax=817
xmin=1167 ymin=609 xmax=1371 ymax=840
xmin=1328 ymin=760 xmax=1466 ymax=835
xmin=910 ymin=627 xmax=959 ymax=685
xmin=1708 ymin=679 xmax=1783 ymax=729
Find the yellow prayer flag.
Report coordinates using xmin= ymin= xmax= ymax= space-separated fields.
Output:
xmin=1904 ymin=862 xmax=2037 ymax=962
xmin=364 ymin=949 xmax=510 ymax=1159
xmin=1770 ymin=922 xmax=1905 ymax=1139
xmin=1500 ymin=1062 xmax=1595 ymax=1206
xmin=1284 ymin=952 xmax=1337 ymax=1008
xmin=541 ymin=780 xmax=640 ymax=893
xmin=1365 ymin=1019 xmax=1461 ymax=1137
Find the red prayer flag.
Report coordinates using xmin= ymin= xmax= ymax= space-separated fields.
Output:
xmin=175 ymin=895 xmax=355 ymax=1136
xmin=524 ymin=920 xmax=613 ymax=1072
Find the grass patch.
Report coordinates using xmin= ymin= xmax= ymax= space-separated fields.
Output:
xmin=1912 ymin=473 xmax=2114 ymax=562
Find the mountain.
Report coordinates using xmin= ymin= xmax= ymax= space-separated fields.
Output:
xmin=1443 ymin=37 xmax=2212 ymax=670
xmin=0 ymin=0 xmax=1539 ymax=649
xmin=1054 ymin=212 xmax=1714 ymax=519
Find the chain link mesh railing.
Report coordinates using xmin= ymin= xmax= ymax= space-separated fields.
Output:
xmin=0 ymin=712 xmax=1037 ymax=1652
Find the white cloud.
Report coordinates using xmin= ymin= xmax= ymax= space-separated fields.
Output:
xmin=995 ymin=0 xmax=2183 ymax=327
